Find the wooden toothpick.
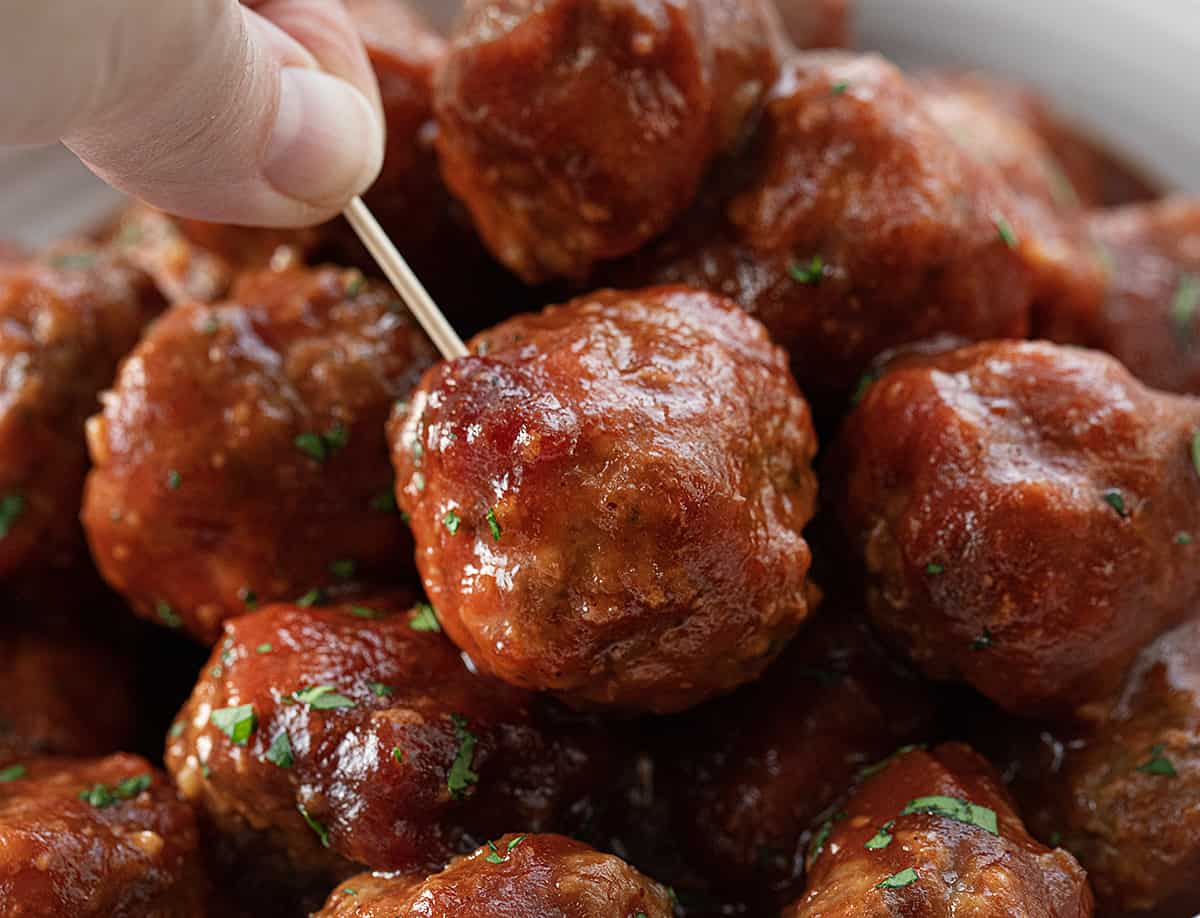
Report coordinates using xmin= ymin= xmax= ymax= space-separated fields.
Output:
xmin=343 ymin=196 xmax=468 ymax=360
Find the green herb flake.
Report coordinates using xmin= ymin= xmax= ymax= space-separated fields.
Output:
xmin=484 ymin=834 xmax=527 ymax=863
xmin=297 ymin=803 xmax=330 ymax=847
xmin=877 ymin=867 xmax=919 ymax=890
xmin=409 ymin=602 xmax=441 ymax=633
xmin=806 ymin=810 xmax=846 ymax=870
xmin=329 ymin=559 xmax=356 ymax=580
xmin=369 ymin=490 xmax=398 ymax=513
xmin=239 ymin=587 xmax=258 ymax=610
xmin=925 ymin=563 xmax=945 ymax=575
xmin=972 ymin=627 xmax=994 ymax=651
xmin=1102 ymin=488 xmax=1129 ymax=518
xmin=0 ymin=764 xmax=26 ymax=782
xmin=255 ymin=643 xmax=273 ymax=654
xmin=392 ymin=746 xmax=405 ymax=764
xmin=1176 ymin=532 xmax=1194 ymax=546
xmin=831 ymin=80 xmax=850 ymax=94
xmin=265 ymin=731 xmax=294 ymax=769
xmin=342 ymin=887 xmax=357 ymax=896
xmin=156 ymin=600 xmax=182 ymax=629
xmin=296 ymin=588 xmax=327 ymax=608
xmin=443 ymin=509 xmax=461 ymax=535
xmin=167 ymin=470 xmax=182 ymax=490
xmin=994 ymin=213 xmax=1019 ymax=249
xmin=788 ymin=255 xmax=825 ymax=286
xmin=851 ymin=371 xmax=878 ymax=406
xmin=349 ymin=605 xmax=381 ymax=620
xmin=210 ymin=704 xmax=257 ymax=745
xmin=344 ymin=271 xmax=365 ymax=297
xmin=1136 ymin=744 xmax=1178 ymax=777
xmin=486 ymin=507 xmax=502 ymax=542
xmin=447 ymin=713 xmax=479 ymax=800
xmin=79 ymin=773 xmax=151 ymax=808
xmin=858 ymin=744 xmax=926 ymax=780
xmin=291 ymin=685 xmax=356 ymax=711
xmin=1172 ymin=273 xmax=1200 ymax=345
xmin=201 ymin=314 xmax=220 ymax=336
xmin=369 ymin=681 xmax=393 ymax=697
xmin=0 ymin=493 xmax=25 ymax=540
xmin=1191 ymin=430 xmax=1200 ymax=480
xmin=294 ymin=424 xmax=349 ymax=464
xmin=168 ymin=721 xmax=186 ymax=739
xmin=900 ymin=795 xmax=999 ymax=835
xmin=865 ymin=820 xmax=894 ymax=850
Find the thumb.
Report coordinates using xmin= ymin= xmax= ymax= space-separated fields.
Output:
xmin=1 ymin=0 xmax=385 ymax=227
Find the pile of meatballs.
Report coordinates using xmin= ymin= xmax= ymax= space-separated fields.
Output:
xmin=2 ymin=0 xmax=1199 ymax=915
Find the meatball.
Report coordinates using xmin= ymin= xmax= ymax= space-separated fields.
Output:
xmin=609 ymin=53 xmax=1034 ymax=404
xmin=0 ymin=754 xmax=207 ymax=917
xmin=390 ymin=286 xmax=818 ymax=712
xmin=660 ymin=609 xmax=940 ymax=909
xmin=1000 ymin=615 xmax=1200 ymax=915
xmin=166 ymin=596 xmax=610 ymax=913
xmin=0 ymin=247 xmax=161 ymax=583
xmin=834 ymin=340 xmax=1200 ymax=715
xmin=316 ymin=834 xmax=673 ymax=918
xmin=434 ymin=0 xmax=786 ymax=282
xmin=83 ymin=265 xmax=437 ymax=643
xmin=786 ymin=744 xmax=1093 ymax=917
xmin=1037 ymin=198 xmax=1200 ymax=396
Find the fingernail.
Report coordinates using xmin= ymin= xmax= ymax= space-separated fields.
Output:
xmin=264 ymin=68 xmax=384 ymax=208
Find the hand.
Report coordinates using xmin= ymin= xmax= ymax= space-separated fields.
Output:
xmin=0 ymin=0 xmax=385 ymax=227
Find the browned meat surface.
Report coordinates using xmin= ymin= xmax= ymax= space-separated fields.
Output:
xmin=786 ymin=744 xmax=1092 ymax=918
xmin=834 ymin=339 xmax=1200 ymax=715
xmin=391 ymin=286 xmax=818 ymax=712
xmin=83 ymin=265 xmax=436 ymax=643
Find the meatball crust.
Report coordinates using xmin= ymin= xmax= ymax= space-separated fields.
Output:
xmin=316 ymin=834 xmax=674 ymax=918
xmin=83 ymin=265 xmax=436 ymax=643
xmin=662 ymin=609 xmax=940 ymax=908
xmin=434 ymin=0 xmax=785 ymax=282
xmin=1003 ymin=616 xmax=1200 ymax=916
xmin=0 ymin=249 xmax=161 ymax=582
xmin=610 ymin=53 xmax=1034 ymax=403
xmin=166 ymin=597 xmax=610 ymax=912
xmin=834 ymin=340 xmax=1200 ymax=715
xmin=390 ymin=286 xmax=818 ymax=712
xmin=786 ymin=744 xmax=1093 ymax=918
xmin=0 ymin=754 xmax=206 ymax=917
xmin=1037 ymin=198 xmax=1200 ymax=396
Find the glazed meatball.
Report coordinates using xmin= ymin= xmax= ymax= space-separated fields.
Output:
xmin=0 ymin=247 xmax=161 ymax=583
xmin=434 ymin=0 xmax=787 ymax=282
xmin=166 ymin=596 xmax=610 ymax=913
xmin=834 ymin=340 xmax=1200 ymax=715
xmin=316 ymin=834 xmax=673 ymax=918
xmin=0 ymin=754 xmax=207 ymax=917
xmin=1037 ymin=198 xmax=1200 ymax=396
xmin=786 ymin=744 xmax=1092 ymax=917
xmin=83 ymin=265 xmax=437 ymax=643
xmin=390 ymin=286 xmax=818 ymax=712
xmin=999 ymin=615 xmax=1200 ymax=915
xmin=610 ymin=53 xmax=1034 ymax=404
xmin=660 ymin=610 xmax=940 ymax=909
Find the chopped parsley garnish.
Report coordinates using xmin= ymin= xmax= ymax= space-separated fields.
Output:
xmin=486 ymin=507 xmax=502 ymax=542
xmin=972 ymin=627 xmax=994 ymax=651
xmin=156 ymin=600 xmax=182 ymax=628
xmin=79 ymin=773 xmax=151 ymax=808
xmin=0 ymin=493 xmax=24 ymax=539
xmin=447 ymin=713 xmax=479 ymax=799
xmin=1102 ymin=488 xmax=1129 ymax=518
xmin=865 ymin=820 xmax=894 ymax=850
xmin=211 ymin=704 xmax=257 ymax=745
xmin=1176 ymin=532 xmax=1194 ymax=546
xmin=392 ymin=746 xmax=404 ymax=764
xmin=168 ymin=721 xmax=185 ymax=739
xmin=342 ymin=888 xmax=357 ymax=896
xmin=349 ymin=605 xmax=381 ymax=620
xmin=296 ymin=588 xmax=327 ymax=608
xmin=994 ymin=213 xmax=1018 ymax=249
xmin=484 ymin=834 xmax=527 ymax=863
xmin=255 ymin=643 xmax=273 ymax=654
xmin=443 ymin=509 xmax=461 ymax=535
xmin=290 ymin=685 xmax=356 ymax=710
xmin=1191 ymin=430 xmax=1200 ymax=479
xmin=329 ymin=559 xmax=356 ymax=580
xmin=788 ymin=255 xmax=825 ymax=286
xmin=239 ymin=587 xmax=258 ymax=610
xmin=900 ymin=795 xmax=999 ymax=835
xmin=344 ymin=271 xmax=365 ymax=297
xmin=925 ymin=562 xmax=945 ymax=575
xmin=294 ymin=424 xmax=349 ymax=463
xmin=1136 ymin=744 xmax=1177 ymax=777
xmin=167 ymin=470 xmax=182 ymax=490
xmin=297 ymin=803 xmax=330 ymax=847
xmin=369 ymin=490 xmax=398 ymax=513
xmin=266 ymin=731 xmax=294 ymax=768
xmin=806 ymin=811 xmax=846 ymax=870
xmin=409 ymin=602 xmax=441 ymax=632
xmin=858 ymin=744 xmax=926 ymax=780
xmin=369 ymin=681 xmax=393 ymax=697
xmin=877 ymin=867 xmax=918 ymax=890
xmin=831 ymin=80 xmax=850 ymax=94
xmin=0 ymin=764 xmax=26 ymax=782
xmin=851 ymin=371 xmax=878 ymax=406
xmin=1172 ymin=273 xmax=1200 ymax=345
